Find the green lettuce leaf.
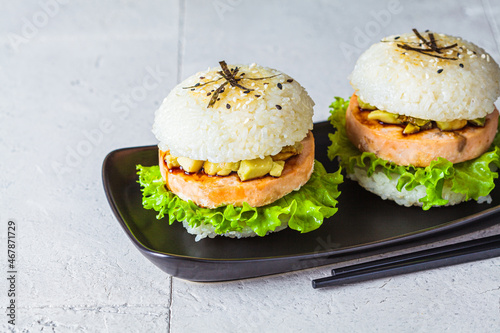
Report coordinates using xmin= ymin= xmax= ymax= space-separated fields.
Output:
xmin=328 ymin=96 xmax=500 ymax=210
xmin=137 ymin=161 xmax=343 ymax=237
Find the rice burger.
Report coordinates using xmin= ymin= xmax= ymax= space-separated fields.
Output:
xmin=328 ymin=29 xmax=500 ymax=210
xmin=137 ymin=61 xmax=342 ymax=240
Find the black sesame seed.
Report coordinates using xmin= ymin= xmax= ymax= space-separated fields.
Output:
xmin=240 ymin=73 xmax=245 ymax=76
xmin=194 ymin=83 xmax=200 ymax=87
xmin=243 ymin=90 xmax=250 ymax=93
xmin=199 ymin=76 xmax=205 ymax=79
xmin=255 ymin=94 xmax=261 ymax=98
xmin=459 ymin=63 xmax=464 ymax=68
xmin=276 ymin=105 xmax=282 ymax=110
xmin=457 ymin=53 xmax=460 ymax=57
xmin=287 ymin=79 xmax=293 ymax=83
xmin=425 ymin=29 xmax=429 ymax=32
xmin=395 ymin=36 xmax=400 ymax=40
xmin=217 ymin=98 xmax=220 ymax=101
xmin=207 ymin=92 xmax=211 ymax=96
xmin=437 ymin=69 xmax=444 ymax=74
xmin=226 ymin=103 xmax=231 ymax=109
xmin=277 ymin=83 xmax=283 ymax=90
xmin=190 ymin=88 xmax=195 ymax=91
xmin=220 ymin=88 xmax=225 ymax=93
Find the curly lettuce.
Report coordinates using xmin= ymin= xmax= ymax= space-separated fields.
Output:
xmin=328 ymin=96 xmax=500 ymax=210
xmin=137 ymin=161 xmax=342 ymax=237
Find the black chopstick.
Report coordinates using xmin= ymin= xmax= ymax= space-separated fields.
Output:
xmin=312 ymin=234 xmax=500 ymax=289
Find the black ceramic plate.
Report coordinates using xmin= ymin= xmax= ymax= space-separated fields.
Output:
xmin=102 ymin=121 xmax=500 ymax=282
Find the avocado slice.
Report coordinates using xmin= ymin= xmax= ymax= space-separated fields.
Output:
xmin=403 ymin=123 xmax=420 ymax=134
xmin=177 ymin=157 xmax=204 ymax=173
xmin=165 ymin=155 xmax=180 ymax=169
xmin=358 ymin=97 xmax=377 ymax=110
xmin=203 ymin=161 xmax=240 ymax=176
xmin=269 ymin=160 xmax=285 ymax=177
xmin=436 ymin=119 xmax=467 ymax=131
xmin=367 ymin=110 xmax=402 ymax=124
xmin=272 ymin=142 xmax=303 ymax=161
xmin=238 ymin=156 xmax=273 ymax=181
xmin=468 ymin=117 xmax=486 ymax=127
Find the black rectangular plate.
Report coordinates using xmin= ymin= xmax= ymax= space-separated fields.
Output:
xmin=102 ymin=121 xmax=500 ymax=281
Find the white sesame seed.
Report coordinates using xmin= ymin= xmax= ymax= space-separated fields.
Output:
xmin=425 ymin=73 xmax=429 ymax=79
xmin=481 ymin=54 xmax=486 ymax=59
xmin=487 ymin=54 xmax=490 ymax=62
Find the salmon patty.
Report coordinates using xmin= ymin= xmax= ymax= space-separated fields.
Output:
xmin=159 ymin=132 xmax=315 ymax=208
xmin=346 ymin=94 xmax=499 ymax=167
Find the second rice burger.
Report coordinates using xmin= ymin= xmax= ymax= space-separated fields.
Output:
xmin=138 ymin=61 xmax=342 ymax=240
xmin=328 ymin=29 xmax=500 ymax=210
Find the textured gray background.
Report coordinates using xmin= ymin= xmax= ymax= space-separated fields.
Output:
xmin=1 ymin=0 xmax=500 ymax=332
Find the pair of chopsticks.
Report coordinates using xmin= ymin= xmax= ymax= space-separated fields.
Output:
xmin=312 ymin=234 xmax=500 ymax=289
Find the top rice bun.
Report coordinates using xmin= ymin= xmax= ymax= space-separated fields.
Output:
xmin=350 ymin=31 xmax=500 ymax=122
xmin=153 ymin=63 xmax=314 ymax=163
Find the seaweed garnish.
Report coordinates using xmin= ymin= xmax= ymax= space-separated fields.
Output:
xmin=390 ymin=28 xmax=459 ymax=60
xmin=183 ymin=61 xmax=281 ymax=108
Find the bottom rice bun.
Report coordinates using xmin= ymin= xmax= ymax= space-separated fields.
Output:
xmin=329 ymin=29 xmax=500 ymax=209
xmin=138 ymin=61 xmax=342 ymax=240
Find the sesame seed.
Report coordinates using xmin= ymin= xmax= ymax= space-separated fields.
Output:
xmin=277 ymin=83 xmax=283 ymax=90
xmin=425 ymin=73 xmax=429 ymax=79
xmin=481 ymin=54 xmax=486 ymax=59
xmin=395 ymin=36 xmax=400 ymax=40
xmin=487 ymin=54 xmax=490 ymax=62
xmin=207 ymin=92 xmax=211 ymax=96
xmin=194 ymin=83 xmax=200 ymax=87
xmin=459 ymin=63 xmax=464 ymax=68
xmin=276 ymin=105 xmax=282 ymax=110
xmin=199 ymin=76 xmax=205 ymax=79
xmin=243 ymin=90 xmax=250 ymax=93
xmin=255 ymin=94 xmax=261 ymax=98
xmin=287 ymin=79 xmax=293 ymax=83
xmin=226 ymin=103 xmax=231 ymax=109
xmin=437 ymin=69 xmax=443 ymax=74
